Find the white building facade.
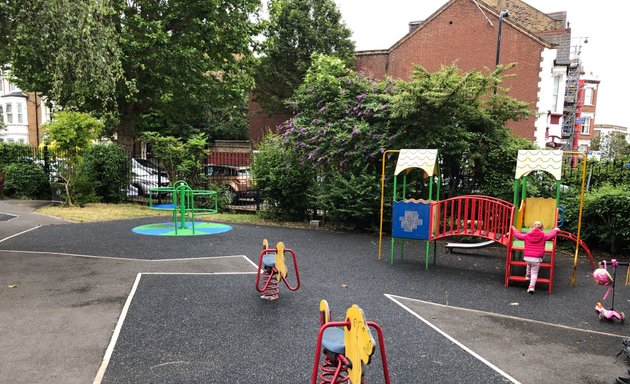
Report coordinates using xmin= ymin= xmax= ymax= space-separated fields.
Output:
xmin=0 ymin=70 xmax=52 ymax=145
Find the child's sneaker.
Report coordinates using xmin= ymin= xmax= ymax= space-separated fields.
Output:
xmin=527 ymin=286 xmax=535 ymax=294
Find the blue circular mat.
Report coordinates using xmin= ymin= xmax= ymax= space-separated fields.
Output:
xmin=132 ymin=222 xmax=232 ymax=236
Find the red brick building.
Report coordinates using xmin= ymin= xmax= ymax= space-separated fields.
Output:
xmin=355 ymin=0 xmax=570 ymax=144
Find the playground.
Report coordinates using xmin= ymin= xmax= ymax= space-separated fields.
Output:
xmin=0 ymin=150 xmax=629 ymax=383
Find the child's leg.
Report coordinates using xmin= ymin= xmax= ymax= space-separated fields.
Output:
xmin=529 ymin=262 xmax=541 ymax=287
xmin=525 ymin=264 xmax=531 ymax=279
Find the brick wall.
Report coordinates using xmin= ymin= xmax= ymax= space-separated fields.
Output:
xmin=247 ymin=100 xmax=290 ymax=146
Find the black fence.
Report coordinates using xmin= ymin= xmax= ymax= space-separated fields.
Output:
xmin=563 ymin=158 xmax=630 ymax=190
xmin=128 ymin=152 xmax=259 ymax=211
xmin=205 ymin=151 xmax=259 ymax=211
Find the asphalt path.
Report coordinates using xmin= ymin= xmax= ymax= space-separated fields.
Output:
xmin=1 ymin=199 xmax=629 ymax=383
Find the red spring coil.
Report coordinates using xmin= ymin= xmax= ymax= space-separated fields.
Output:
xmin=318 ymin=354 xmax=349 ymax=384
xmin=260 ymin=269 xmax=279 ymax=300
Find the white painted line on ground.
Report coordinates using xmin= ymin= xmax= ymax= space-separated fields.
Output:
xmin=385 ymin=293 xmax=522 ymax=384
xmin=0 ymin=225 xmax=41 ymax=243
xmin=241 ymin=254 xmax=260 ymax=269
xmin=141 ymin=272 xmax=257 ymax=275
xmin=0 ymin=211 xmax=18 ymax=221
xmin=0 ymin=249 xmax=257 ymax=264
xmin=387 ymin=294 xmax=627 ymax=339
xmin=93 ymin=273 xmax=143 ymax=384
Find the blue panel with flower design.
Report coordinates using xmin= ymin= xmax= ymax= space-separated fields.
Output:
xmin=391 ymin=200 xmax=431 ymax=240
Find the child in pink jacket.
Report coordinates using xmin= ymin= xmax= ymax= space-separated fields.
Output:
xmin=512 ymin=221 xmax=559 ymax=293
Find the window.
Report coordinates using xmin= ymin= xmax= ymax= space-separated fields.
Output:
xmin=5 ymin=103 xmax=12 ymax=123
xmin=7 ymin=138 xmax=14 ymax=143
xmin=18 ymin=138 xmax=25 ymax=144
xmin=0 ymin=105 xmax=3 ymax=123
xmin=581 ymin=117 xmax=591 ymax=134
xmin=8 ymin=82 xmax=18 ymax=92
xmin=17 ymin=103 xmax=23 ymax=124
xmin=552 ymin=75 xmax=561 ymax=112
xmin=584 ymin=88 xmax=594 ymax=105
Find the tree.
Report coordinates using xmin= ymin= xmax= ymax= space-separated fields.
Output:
xmin=253 ymin=0 xmax=355 ymax=114
xmin=269 ymin=57 xmax=535 ymax=227
xmin=141 ymin=132 xmax=209 ymax=189
xmin=42 ymin=111 xmax=104 ymax=206
xmin=388 ymin=64 xmax=535 ymax=197
xmin=0 ymin=0 xmax=123 ymax=112
xmin=1 ymin=0 xmax=261 ymax=148
xmin=591 ymin=132 xmax=630 ymax=161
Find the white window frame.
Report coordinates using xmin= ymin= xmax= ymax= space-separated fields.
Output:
xmin=552 ymin=75 xmax=561 ymax=113
xmin=5 ymin=103 xmax=13 ymax=123
xmin=581 ymin=117 xmax=591 ymax=134
xmin=17 ymin=103 xmax=24 ymax=124
xmin=584 ymin=87 xmax=594 ymax=106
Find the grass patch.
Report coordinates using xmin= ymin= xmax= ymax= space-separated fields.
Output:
xmin=35 ymin=203 xmax=312 ymax=228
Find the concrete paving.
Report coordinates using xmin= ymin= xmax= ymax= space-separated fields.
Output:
xmin=0 ymin=199 xmax=629 ymax=383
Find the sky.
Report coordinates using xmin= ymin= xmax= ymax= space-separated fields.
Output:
xmin=334 ymin=0 xmax=630 ymax=129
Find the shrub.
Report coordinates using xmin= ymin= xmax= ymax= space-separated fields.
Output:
xmin=311 ymin=167 xmax=381 ymax=230
xmin=0 ymin=143 xmax=33 ymax=168
xmin=251 ymin=134 xmax=315 ymax=221
xmin=563 ymin=184 xmax=630 ymax=255
xmin=81 ymin=144 xmax=128 ymax=203
xmin=3 ymin=162 xmax=50 ymax=199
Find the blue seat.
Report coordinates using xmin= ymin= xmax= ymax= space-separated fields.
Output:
xmin=322 ymin=327 xmax=345 ymax=354
xmin=262 ymin=253 xmax=276 ymax=268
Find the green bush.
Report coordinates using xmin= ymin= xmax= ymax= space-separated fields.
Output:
xmin=205 ymin=181 xmax=233 ymax=213
xmin=81 ymin=144 xmax=128 ymax=203
xmin=251 ymin=134 xmax=315 ymax=221
xmin=0 ymin=143 xmax=34 ymax=168
xmin=3 ymin=162 xmax=50 ymax=199
xmin=563 ymin=184 xmax=630 ymax=255
xmin=311 ymin=167 xmax=381 ymax=230
xmin=70 ymin=171 xmax=98 ymax=206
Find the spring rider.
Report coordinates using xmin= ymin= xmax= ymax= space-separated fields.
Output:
xmin=255 ymin=239 xmax=300 ymax=300
xmin=311 ymin=300 xmax=390 ymax=384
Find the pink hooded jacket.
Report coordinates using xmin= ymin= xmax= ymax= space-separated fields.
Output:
xmin=512 ymin=227 xmax=558 ymax=258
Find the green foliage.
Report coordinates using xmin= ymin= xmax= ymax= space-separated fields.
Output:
xmin=254 ymin=0 xmax=355 ymax=114
xmin=43 ymin=111 xmax=103 ymax=152
xmin=388 ymin=64 xmax=535 ymax=198
xmin=251 ymin=133 xmax=315 ymax=221
xmin=271 ymin=57 xmax=535 ymax=229
xmin=81 ymin=144 xmax=128 ymax=203
xmin=2 ymin=0 xmax=261 ymax=144
xmin=205 ymin=181 xmax=234 ymax=213
xmin=563 ymin=158 xmax=630 ymax=191
xmin=42 ymin=111 xmax=104 ymax=206
xmin=591 ymin=132 xmax=630 ymax=161
xmin=0 ymin=0 xmax=123 ymax=112
xmin=282 ymin=54 xmax=396 ymax=173
xmin=563 ymin=185 xmax=630 ymax=255
xmin=3 ymin=162 xmax=49 ymax=199
xmin=476 ymin=135 xmax=536 ymax=201
xmin=141 ymin=132 xmax=209 ymax=188
xmin=311 ymin=167 xmax=381 ymax=230
xmin=0 ymin=143 xmax=34 ymax=168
